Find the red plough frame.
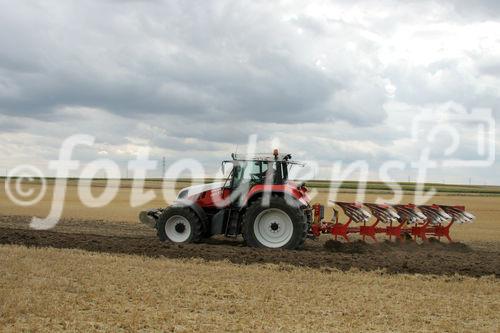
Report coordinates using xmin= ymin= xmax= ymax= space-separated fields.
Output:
xmin=310 ymin=202 xmax=475 ymax=243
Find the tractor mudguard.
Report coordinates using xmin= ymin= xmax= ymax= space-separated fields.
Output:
xmin=245 ymin=190 xmax=307 ymax=209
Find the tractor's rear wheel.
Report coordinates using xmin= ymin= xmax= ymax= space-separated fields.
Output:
xmin=242 ymin=196 xmax=307 ymax=249
xmin=157 ymin=206 xmax=203 ymax=243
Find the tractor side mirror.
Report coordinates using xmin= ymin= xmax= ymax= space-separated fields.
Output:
xmin=221 ymin=162 xmax=225 ymax=175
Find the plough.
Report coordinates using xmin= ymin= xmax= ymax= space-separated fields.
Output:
xmin=310 ymin=202 xmax=475 ymax=243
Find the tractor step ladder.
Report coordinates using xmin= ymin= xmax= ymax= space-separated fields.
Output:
xmin=224 ymin=207 xmax=239 ymax=237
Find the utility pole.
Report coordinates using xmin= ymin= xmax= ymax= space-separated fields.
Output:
xmin=162 ymin=156 xmax=166 ymax=179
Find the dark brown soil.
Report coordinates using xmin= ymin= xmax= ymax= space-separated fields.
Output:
xmin=323 ymin=239 xmax=473 ymax=254
xmin=0 ymin=215 xmax=498 ymax=277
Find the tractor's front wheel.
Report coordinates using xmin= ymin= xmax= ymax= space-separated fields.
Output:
xmin=157 ymin=206 xmax=203 ymax=243
xmin=242 ymin=196 xmax=307 ymax=249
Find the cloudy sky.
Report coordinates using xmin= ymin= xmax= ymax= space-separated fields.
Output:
xmin=0 ymin=0 xmax=499 ymax=184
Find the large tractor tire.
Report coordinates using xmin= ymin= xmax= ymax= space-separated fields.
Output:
xmin=242 ymin=195 xmax=307 ymax=250
xmin=157 ymin=206 xmax=203 ymax=243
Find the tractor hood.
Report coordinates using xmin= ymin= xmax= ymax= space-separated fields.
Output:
xmin=177 ymin=182 xmax=225 ymax=199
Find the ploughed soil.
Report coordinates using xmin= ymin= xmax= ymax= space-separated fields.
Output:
xmin=0 ymin=215 xmax=498 ymax=277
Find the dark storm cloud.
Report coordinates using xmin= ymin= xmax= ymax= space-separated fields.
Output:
xmin=0 ymin=1 xmax=387 ymax=126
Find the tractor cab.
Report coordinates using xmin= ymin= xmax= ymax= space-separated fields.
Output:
xmin=222 ymin=151 xmax=298 ymax=189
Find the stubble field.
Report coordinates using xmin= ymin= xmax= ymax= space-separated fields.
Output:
xmin=0 ymin=179 xmax=499 ymax=332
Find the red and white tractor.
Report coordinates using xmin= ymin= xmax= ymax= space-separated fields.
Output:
xmin=139 ymin=151 xmax=475 ymax=249
xmin=139 ymin=150 xmax=312 ymax=249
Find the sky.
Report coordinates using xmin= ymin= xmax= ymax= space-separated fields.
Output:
xmin=0 ymin=0 xmax=499 ymax=184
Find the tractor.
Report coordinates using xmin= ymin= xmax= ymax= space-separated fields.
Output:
xmin=140 ymin=151 xmax=476 ymax=249
xmin=139 ymin=150 xmax=312 ymax=249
